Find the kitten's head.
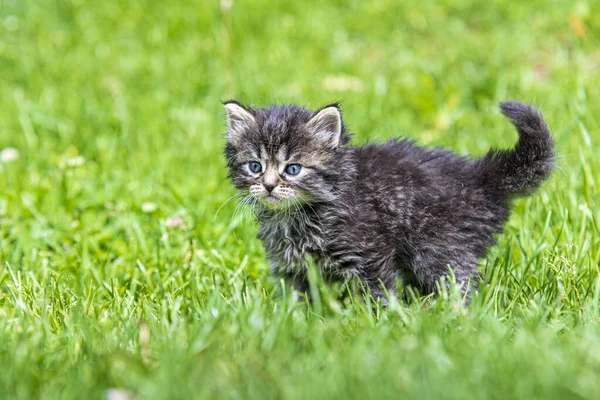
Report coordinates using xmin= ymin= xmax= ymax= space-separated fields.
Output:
xmin=223 ymin=101 xmax=351 ymax=208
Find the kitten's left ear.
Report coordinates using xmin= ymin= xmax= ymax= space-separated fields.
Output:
xmin=223 ymin=100 xmax=257 ymax=144
xmin=307 ymin=105 xmax=342 ymax=147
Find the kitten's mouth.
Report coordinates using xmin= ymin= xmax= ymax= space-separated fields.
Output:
xmin=261 ymin=194 xmax=290 ymax=209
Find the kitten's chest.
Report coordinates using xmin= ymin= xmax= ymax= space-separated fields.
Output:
xmin=258 ymin=212 xmax=335 ymax=274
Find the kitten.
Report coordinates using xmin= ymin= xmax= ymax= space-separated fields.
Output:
xmin=223 ymin=100 xmax=555 ymax=303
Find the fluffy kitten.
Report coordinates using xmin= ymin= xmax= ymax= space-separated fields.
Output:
xmin=223 ymin=100 xmax=555 ymax=303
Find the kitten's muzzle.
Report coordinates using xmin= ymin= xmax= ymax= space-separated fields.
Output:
xmin=263 ymin=183 xmax=276 ymax=193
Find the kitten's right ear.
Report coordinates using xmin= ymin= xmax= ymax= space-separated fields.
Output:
xmin=223 ymin=100 xmax=257 ymax=144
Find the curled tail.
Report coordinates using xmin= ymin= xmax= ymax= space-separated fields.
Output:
xmin=477 ymin=101 xmax=555 ymax=197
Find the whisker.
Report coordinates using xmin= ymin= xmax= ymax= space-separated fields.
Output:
xmin=298 ymin=193 xmax=324 ymax=227
xmin=214 ymin=191 xmax=246 ymax=222
xmin=232 ymin=194 xmax=252 ymax=223
xmin=291 ymin=197 xmax=308 ymax=226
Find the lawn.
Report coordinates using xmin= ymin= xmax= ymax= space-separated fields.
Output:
xmin=1 ymin=0 xmax=600 ymax=398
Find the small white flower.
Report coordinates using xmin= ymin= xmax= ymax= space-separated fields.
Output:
xmin=165 ymin=216 xmax=186 ymax=229
xmin=0 ymin=147 xmax=19 ymax=164
xmin=141 ymin=202 xmax=158 ymax=213
xmin=66 ymin=155 xmax=85 ymax=167
xmin=106 ymin=388 xmax=133 ymax=400
xmin=220 ymin=0 xmax=233 ymax=11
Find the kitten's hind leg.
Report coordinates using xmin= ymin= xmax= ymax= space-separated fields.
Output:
xmin=356 ymin=272 xmax=397 ymax=307
xmin=411 ymin=250 xmax=480 ymax=304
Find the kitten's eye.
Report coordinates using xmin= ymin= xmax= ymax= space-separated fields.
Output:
xmin=285 ymin=164 xmax=302 ymax=176
xmin=249 ymin=161 xmax=262 ymax=173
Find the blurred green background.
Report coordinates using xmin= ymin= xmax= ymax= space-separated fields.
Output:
xmin=1 ymin=0 xmax=600 ymax=399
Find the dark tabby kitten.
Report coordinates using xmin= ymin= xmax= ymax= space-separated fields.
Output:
xmin=223 ymin=100 xmax=554 ymax=303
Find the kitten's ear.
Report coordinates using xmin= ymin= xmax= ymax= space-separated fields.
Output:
xmin=223 ymin=101 xmax=257 ymax=144
xmin=307 ymin=105 xmax=342 ymax=147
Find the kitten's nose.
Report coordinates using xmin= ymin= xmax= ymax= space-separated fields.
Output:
xmin=263 ymin=183 xmax=276 ymax=193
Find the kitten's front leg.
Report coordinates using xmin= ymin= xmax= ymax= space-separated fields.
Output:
xmin=269 ymin=260 xmax=310 ymax=299
xmin=280 ymin=271 xmax=310 ymax=295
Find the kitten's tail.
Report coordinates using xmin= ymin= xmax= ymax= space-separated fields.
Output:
xmin=477 ymin=101 xmax=555 ymax=197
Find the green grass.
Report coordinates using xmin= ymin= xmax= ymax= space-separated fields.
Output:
xmin=1 ymin=0 xmax=600 ymax=398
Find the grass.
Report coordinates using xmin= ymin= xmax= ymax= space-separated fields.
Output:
xmin=1 ymin=0 xmax=600 ymax=398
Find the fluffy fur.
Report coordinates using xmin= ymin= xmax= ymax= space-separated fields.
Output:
xmin=223 ymin=100 xmax=555 ymax=303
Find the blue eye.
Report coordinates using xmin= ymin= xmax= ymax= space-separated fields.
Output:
xmin=249 ymin=161 xmax=262 ymax=173
xmin=285 ymin=164 xmax=302 ymax=175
